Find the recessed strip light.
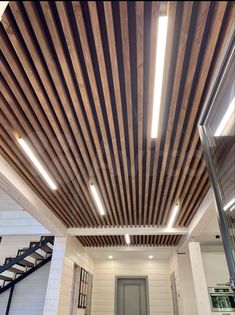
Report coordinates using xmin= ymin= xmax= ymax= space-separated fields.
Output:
xmin=224 ymin=198 xmax=235 ymax=211
xmin=90 ymin=183 xmax=105 ymax=216
xmin=151 ymin=15 xmax=168 ymax=139
xmin=108 ymin=255 xmax=113 ymax=260
xmin=148 ymin=255 xmax=153 ymax=259
xmin=167 ymin=204 xmax=179 ymax=229
xmin=18 ymin=138 xmax=57 ymax=190
xmin=125 ymin=234 xmax=131 ymax=245
xmin=214 ymin=96 xmax=234 ymax=137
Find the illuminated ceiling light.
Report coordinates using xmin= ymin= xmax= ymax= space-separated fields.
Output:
xmin=151 ymin=15 xmax=168 ymax=139
xmin=18 ymin=138 xmax=57 ymax=190
xmin=125 ymin=234 xmax=131 ymax=245
xmin=148 ymin=255 xmax=153 ymax=259
xmin=167 ymin=203 xmax=179 ymax=229
xmin=214 ymin=97 xmax=235 ymax=137
xmin=224 ymin=198 xmax=235 ymax=211
xmin=108 ymin=256 xmax=113 ymax=259
xmin=90 ymin=183 xmax=105 ymax=216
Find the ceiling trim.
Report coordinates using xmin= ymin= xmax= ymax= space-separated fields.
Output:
xmin=67 ymin=226 xmax=188 ymax=236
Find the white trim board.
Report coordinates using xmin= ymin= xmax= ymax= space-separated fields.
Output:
xmin=67 ymin=226 xmax=188 ymax=236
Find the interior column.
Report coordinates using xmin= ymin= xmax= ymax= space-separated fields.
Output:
xmin=43 ymin=236 xmax=67 ymax=315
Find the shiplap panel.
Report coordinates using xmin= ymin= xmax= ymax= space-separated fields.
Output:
xmin=91 ymin=260 xmax=174 ymax=315
xmin=0 ymin=188 xmax=23 ymax=212
xmin=0 ymin=211 xmax=49 ymax=235
xmin=8 ymin=263 xmax=50 ymax=315
xmin=44 ymin=236 xmax=94 ymax=315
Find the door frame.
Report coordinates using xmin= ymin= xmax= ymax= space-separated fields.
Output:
xmin=115 ymin=276 xmax=150 ymax=315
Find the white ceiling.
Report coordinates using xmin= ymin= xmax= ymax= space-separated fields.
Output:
xmin=85 ymin=246 xmax=175 ymax=261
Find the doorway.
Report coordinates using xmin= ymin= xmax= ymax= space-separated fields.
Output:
xmin=116 ymin=277 xmax=149 ymax=315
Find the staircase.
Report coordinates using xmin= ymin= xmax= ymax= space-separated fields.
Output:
xmin=0 ymin=236 xmax=54 ymax=294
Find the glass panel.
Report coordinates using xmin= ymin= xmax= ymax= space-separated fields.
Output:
xmin=204 ymin=51 xmax=235 ymax=251
xmin=198 ymin=38 xmax=235 ymax=288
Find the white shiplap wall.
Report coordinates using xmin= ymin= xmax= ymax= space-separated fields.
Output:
xmin=10 ymin=263 xmax=50 ymax=315
xmin=170 ymin=252 xmax=197 ymax=315
xmin=43 ymin=236 xmax=94 ymax=315
xmin=91 ymin=260 xmax=174 ymax=315
xmin=0 ymin=211 xmax=50 ymax=235
xmin=0 ymin=188 xmax=49 ymax=235
xmin=0 ymin=189 xmax=23 ymax=212
xmin=170 ymin=253 xmax=184 ymax=315
xmin=0 ymin=263 xmax=50 ymax=315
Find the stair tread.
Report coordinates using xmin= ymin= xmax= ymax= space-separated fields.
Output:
xmin=18 ymin=259 xmax=34 ymax=267
xmin=30 ymin=252 xmax=44 ymax=260
xmin=8 ymin=266 xmax=24 ymax=274
xmin=40 ymin=244 xmax=52 ymax=253
xmin=0 ymin=275 xmax=12 ymax=281
xmin=19 ymin=249 xmax=44 ymax=260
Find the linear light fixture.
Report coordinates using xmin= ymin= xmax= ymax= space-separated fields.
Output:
xmin=167 ymin=203 xmax=179 ymax=229
xmin=18 ymin=138 xmax=57 ymax=190
xmin=90 ymin=183 xmax=105 ymax=216
xmin=224 ymin=198 xmax=235 ymax=211
xmin=151 ymin=15 xmax=168 ymax=139
xmin=214 ymin=96 xmax=234 ymax=137
xmin=125 ymin=234 xmax=131 ymax=245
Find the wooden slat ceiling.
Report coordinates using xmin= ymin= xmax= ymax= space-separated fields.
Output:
xmin=77 ymin=235 xmax=182 ymax=247
xmin=0 ymin=1 xmax=234 ymax=246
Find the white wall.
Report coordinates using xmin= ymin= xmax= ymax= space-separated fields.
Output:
xmin=170 ymin=252 xmax=197 ymax=315
xmin=43 ymin=236 xmax=94 ymax=315
xmin=170 ymin=250 xmax=231 ymax=315
xmin=91 ymin=259 xmax=174 ymax=315
xmin=202 ymin=252 xmax=230 ymax=287
xmin=0 ymin=262 xmax=51 ymax=315
xmin=0 ymin=211 xmax=49 ymax=235
xmin=170 ymin=253 xmax=184 ymax=315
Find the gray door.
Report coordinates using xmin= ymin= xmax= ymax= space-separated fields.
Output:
xmin=116 ymin=278 xmax=148 ymax=315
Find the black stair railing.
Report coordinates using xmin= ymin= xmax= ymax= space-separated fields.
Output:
xmin=0 ymin=236 xmax=54 ymax=274
xmin=0 ymin=236 xmax=54 ymax=295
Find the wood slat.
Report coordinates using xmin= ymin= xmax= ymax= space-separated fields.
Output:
xmin=119 ymin=1 xmax=138 ymax=225
xmin=161 ymin=1 xmax=228 ymax=225
xmin=156 ymin=2 xmax=211 ymax=225
xmin=0 ymin=1 xmax=233 ymax=245
xmin=77 ymin=235 xmax=182 ymax=247
xmin=147 ymin=2 xmax=178 ymax=225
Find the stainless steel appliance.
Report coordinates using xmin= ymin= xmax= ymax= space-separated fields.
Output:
xmin=209 ymin=287 xmax=235 ymax=313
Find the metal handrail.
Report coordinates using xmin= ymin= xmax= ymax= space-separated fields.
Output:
xmin=0 ymin=236 xmax=54 ymax=274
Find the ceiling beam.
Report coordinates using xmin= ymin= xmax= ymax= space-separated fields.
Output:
xmin=67 ymin=226 xmax=188 ymax=236
xmin=0 ymin=155 xmax=66 ymax=236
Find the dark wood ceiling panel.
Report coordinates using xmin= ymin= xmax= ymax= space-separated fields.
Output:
xmin=77 ymin=235 xmax=182 ymax=247
xmin=0 ymin=1 xmax=234 ymax=247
